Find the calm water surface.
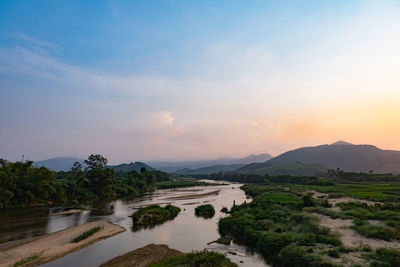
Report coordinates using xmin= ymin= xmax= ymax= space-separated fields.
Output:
xmin=0 ymin=182 xmax=269 ymax=267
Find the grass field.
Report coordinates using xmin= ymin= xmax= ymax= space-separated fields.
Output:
xmin=290 ymin=183 xmax=400 ymax=202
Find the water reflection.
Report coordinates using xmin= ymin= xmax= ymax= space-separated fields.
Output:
xmin=0 ymin=182 xmax=269 ymax=267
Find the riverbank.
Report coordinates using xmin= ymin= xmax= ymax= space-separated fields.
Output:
xmin=100 ymin=243 xmax=183 ymax=267
xmin=0 ymin=221 xmax=125 ymax=267
xmin=100 ymin=243 xmax=237 ymax=267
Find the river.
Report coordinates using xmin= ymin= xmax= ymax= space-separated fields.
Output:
xmin=0 ymin=182 xmax=268 ymax=267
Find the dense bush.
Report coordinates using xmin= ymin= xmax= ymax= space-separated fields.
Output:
xmin=279 ymin=244 xmax=334 ymax=267
xmin=352 ymin=221 xmax=396 ymax=241
xmin=218 ymin=185 xmax=342 ymax=266
xmin=131 ymin=204 xmax=180 ymax=228
xmin=149 ymin=251 xmax=237 ymax=267
xmin=195 ymin=204 xmax=215 ymax=218
xmin=366 ymin=248 xmax=400 ymax=267
xmin=0 ymin=160 xmax=55 ymax=208
xmin=0 ymin=155 xmax=173 ymax=208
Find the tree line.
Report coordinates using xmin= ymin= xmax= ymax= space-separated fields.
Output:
xmin=0 ymin=154 xmax=170 ymax=209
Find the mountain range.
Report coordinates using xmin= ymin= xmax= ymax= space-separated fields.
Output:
xmin=147 ymin=153 xmax=273 ymax=173
xmin=237 ymin=141 xmax=400 ymax=175
xmin=108 ymin=162 xmax=155 ymax=172
xmin=31 ymin=142 xmax=400 ymax=176
xmin=33 ymin=157 xmax=83 ymax=172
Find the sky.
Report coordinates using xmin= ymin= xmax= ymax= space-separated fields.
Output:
xmin=1 ymin=0 xmax=400 ymax=164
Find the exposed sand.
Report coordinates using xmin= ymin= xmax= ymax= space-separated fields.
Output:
xmin=53 ymin=209 xmax=83 ymax=215
xmin=100 ymin=243 xmax=183 ymax=267
xmin=163 ymin=190 xmax=220 ymax=200
xmin=313 ymin=213 xmax=400 ymax=250
xmin=306 ymin=190 xmax=381 ymax=206
xmin=304 ymin=189 xmax=400 ymax=265
xmin=0 ymin=221 xmax=126 ymax=267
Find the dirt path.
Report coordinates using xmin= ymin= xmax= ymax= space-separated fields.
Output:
xmin=100 ymin=243 xmax=182 ymax=267
xmin=0 ymin=221 xmax=126 ymax=267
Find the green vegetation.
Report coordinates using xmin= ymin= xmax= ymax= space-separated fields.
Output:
xmin=221 ymin=207 xmax=229 ymax=213
xmin=218 ymin=184 xmax=341 ymax=266
xmin=291 ymin=183 xmax=400 ymax=202
xmin=195 ymin=204 xmax=215 ymax=219
xmin=237 ymin=162 xmax=328 ymax=176
xmin=0 ymin=154 xmax=172 ymax=208
xmin=352 ymin=221 xmax=397 ymax=241
xmin=0 ymin=160 xmax=55 ymax=208
xmin=131 ymin=204 xmax=180 ymax=228
xmin=149 ymin=251 xmax=237 ymax=267
xmin=365 ymin=248 xmax=400 ymax=267
xmin=13 ymin=255 xmax=40 ymax=267
xmin=215 ymin=236 xmax=231 ymax=245
xmin=306 ymin=201 xmax=400 ymax=241
xmin=71 ymin=226 xmax=102 ymax=243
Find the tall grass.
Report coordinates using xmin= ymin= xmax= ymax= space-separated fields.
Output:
xmin=71 ymin=226 xmax=102 ymax=243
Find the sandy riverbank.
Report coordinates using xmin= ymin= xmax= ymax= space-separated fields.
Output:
xmin=163 ymin=190 xmax=220 ymax=200
xmin=0 ymin=221 xmax=126 ymax=267
xmin=100 ymin=243 xmax=182 ymax=267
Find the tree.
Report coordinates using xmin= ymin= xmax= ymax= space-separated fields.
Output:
xmin=84 ymin=154 xmax=108 ymax=169
xmin=87 ymin=168 xmax=116 ymax=199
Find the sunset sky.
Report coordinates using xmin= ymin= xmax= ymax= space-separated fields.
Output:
xmin=1 ymin=0 xmax=400 ymax=163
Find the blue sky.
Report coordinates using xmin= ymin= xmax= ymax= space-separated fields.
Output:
xmin=1 ymin=1 xmax=400 ymax=163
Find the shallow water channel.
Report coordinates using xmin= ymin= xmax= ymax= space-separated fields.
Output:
xmin=1 ymin=182 xmax=269 ymax=267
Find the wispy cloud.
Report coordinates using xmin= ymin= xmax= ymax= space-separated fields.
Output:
xmin=2 ymin=0 xmax=400 ymax=162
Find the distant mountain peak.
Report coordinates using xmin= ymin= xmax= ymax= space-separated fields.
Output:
xmin=331 ymin=141 xmax=354 ymax=146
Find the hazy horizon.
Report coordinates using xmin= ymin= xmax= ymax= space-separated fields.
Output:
xmin=2 ymin=1 xmax=400 ymax=164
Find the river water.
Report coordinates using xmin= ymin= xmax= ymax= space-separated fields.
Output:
xmin=0 ymin=182 xmax=268 ymax=267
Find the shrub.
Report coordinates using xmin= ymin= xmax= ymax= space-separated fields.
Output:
xmin=352 ymin=221 xmax=395 ymax=241
xmin=71 ymin=226 xmax=102 ymax=243
xmin=371 ymin=248 xmax=400 ymax=267
xmin=131 ymin=204 xmax=180 ymax=228
xmin=13 ymin=255 xmax=39 ymax=267
xmin=279 ymin=244 xmax=334 ymax=267
xmin=326 ymin=248 xmax=340 ymax=258
xmin=220 ymin=207 xmax=229 ymax=213
xmin=149 ymin=251 xmax=237 ymax=267
xmin=195 ymin=204 xmax=215 ymax=219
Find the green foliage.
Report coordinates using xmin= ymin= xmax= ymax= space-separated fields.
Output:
xmin=84 ymin=154 xmax=108 ymax=169
xmin=279 ymin=244 xmax=334 ymax=267
xmin=215 ymin=236 xmax=231 ymax=245
xmin=195 ymin=204 xmax=215 ymax=219
xmin=326 ymin=248 xmax=340 ymax=258
xmin=218 ymin=185 xmax=344 ymax=266
xmin=291 ymin=183 xmax=400 ymax=202
xmin=71 ymin=226 xmax=102 ymax=243
xmin=0 ymin=154 xmax=173 ymax=208
xmin=131 ymin=204 xmax=180 ymax=228
xmin=149 ymin=251 xmax=237 ymax=267
xmin=220 ymin=207 xmax=229 ymax=213
xmin=0 ymin=160 xmax=55 ymax=208
xmin=13 ymin=255 xmax=40 ymax=267
xmin=351 ymin=221 xmax=396 ymax=241
xmin=366 ymin=248 xmax=400 ymax=267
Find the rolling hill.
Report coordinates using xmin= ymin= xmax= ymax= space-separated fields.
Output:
xmin=148 ymin=153 xmax=273 ymax=173
xmin=33 ymin=157 xmax=83 ymax=172
xmin=108 ymin=162 xmax=156 ymax=172
xmin=174 ymin=164 xmax=244 ymax=175
xmin=237 ymin=142 xmax=400 ymax=175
